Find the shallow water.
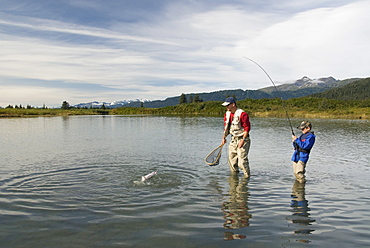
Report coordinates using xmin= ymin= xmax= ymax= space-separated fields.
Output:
xmin=0 ymin=116 xmax=369 ymax=247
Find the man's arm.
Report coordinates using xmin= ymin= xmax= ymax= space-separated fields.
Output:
xmin=238 ymin=112 xmax=250 ymax=147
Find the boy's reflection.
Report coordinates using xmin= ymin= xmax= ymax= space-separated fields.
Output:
xmin=222 ymin=174 xmax=251 ymax=240
xmin=287 ymin=180 xmax=315 ymax=243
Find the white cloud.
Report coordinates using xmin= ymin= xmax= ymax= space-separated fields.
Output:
xmin=236 ymin=1 xmax=370 ymax=81
xmin=0 ymin=85 xmax=70 ymax=107
xmin=0 ymin=0 xmax=369 ymax=107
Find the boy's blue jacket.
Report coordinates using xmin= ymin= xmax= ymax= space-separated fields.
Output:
xmin=291 ymin=132 xmax=316 ymax=163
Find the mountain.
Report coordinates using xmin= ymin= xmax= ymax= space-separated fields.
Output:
xmin=74 ymin=99 xmax=150 ymax=109
xmin=260 ymin=76 xmax=339 ymax=92
xmin=258 ymin=76 xmax=361 ymax=99
xmin=310 ymin=77 xmax=370 ymax=100
xmin=73 ymin=76 xmax=366 ymax=108
xmin=126 ymin=76 xmax=362 ymax=108
xmin=125 ymin=89 xmax=271 ymax=108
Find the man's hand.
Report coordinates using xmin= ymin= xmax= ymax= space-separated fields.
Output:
xmin=238 ymin=139 xmax=244 ymax=148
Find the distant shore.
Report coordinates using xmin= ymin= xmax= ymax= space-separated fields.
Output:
xmin=1 ymin=98 xmax=369 ymax=119
xmin=0 ymin=109 xmax=367 ymax=119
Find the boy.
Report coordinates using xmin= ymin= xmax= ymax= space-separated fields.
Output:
xmin=291 ymin=121 xmax=316 ymax=182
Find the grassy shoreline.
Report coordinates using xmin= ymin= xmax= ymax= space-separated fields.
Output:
xmin=0 ymin=108 xmax=109 ymax=117
xmin=1 ymin=98 xmax=369 ymax=119
xmin=0 ymin=109 xmax=367 ymax=119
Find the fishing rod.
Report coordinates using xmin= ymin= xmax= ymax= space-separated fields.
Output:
xmin=243 ymin=57 xmax=295 ymax=135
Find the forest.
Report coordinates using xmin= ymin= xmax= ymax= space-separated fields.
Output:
xmin=1 ymin=97 xmax=369 ymax=119
xmin=1 ymin=78 xmax=369 ymax=119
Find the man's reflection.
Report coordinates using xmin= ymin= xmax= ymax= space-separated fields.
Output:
xmin=222 ymin=174 xmax=251 ymax=240
xmin=287 ymin=180 xmax=315 ymax=243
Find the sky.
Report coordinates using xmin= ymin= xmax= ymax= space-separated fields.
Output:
xmin=1 ymin=0 xmax=369 ymax=107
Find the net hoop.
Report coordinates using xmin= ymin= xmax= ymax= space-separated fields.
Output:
xmin=204 ymin=144 xmax=224 ymax=166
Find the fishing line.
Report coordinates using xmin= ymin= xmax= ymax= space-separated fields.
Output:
xmin=243 ymin=57 xmax=295 ymax=135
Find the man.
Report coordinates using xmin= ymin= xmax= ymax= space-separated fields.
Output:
xmin=221 ymin=97 xmax=251 ymax=178
xmin=291 ymin=121 xmax=316 ymax=183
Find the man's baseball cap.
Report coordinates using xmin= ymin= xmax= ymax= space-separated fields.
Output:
xmin=222 ymin=97 xmax=236 ymax=106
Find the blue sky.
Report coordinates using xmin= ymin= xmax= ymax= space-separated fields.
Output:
xmin=1 ymin=0 xmax=369 ymax=107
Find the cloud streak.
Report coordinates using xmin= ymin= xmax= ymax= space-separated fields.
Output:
xmin=0 ymin=0 xmax=369 ymax=107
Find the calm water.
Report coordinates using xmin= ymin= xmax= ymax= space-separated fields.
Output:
xmin=0 ymin=116 xmax=369 ymax=247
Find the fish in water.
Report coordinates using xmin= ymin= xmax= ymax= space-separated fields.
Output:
xmin=141 ymin=171 xmax=157 ymax=182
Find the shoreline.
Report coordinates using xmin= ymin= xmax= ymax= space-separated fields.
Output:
xmin=1 ymin=97 xmax=369 ymax=120
xmin=0 ymin=110 xmax=368 ymax=120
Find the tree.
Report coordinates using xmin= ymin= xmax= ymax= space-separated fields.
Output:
xmin=194 ymin=94 xmax=202 ymax=102
xmin=179 ymin=93 xmax=187 ymax=104
xmin=61 ymin=101 xmax=70 ymax=110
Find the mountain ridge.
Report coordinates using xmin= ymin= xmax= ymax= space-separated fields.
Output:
xmin=73 ymin=76 xmax=365 ymax=108
xmin=310 ymin=77 xmax=370 ymax=101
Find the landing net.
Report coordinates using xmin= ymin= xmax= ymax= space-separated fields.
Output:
xmin=204 ymin=144 xmax=224 ymax=166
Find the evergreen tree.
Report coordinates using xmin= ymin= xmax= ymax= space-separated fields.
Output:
xmin=188 ymin=95 xmax=193 ymax=103
xmin=194 ymin=94 xmax=202 ymax=102
xmin=61 ymin=101 xmax=70 ymax=110
xmin=179 ymin=93 xmax=187 ymax=104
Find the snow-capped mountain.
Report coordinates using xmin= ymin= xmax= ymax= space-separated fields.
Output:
xmin=260 ymin=76 xmax=340 ymax=93
xmin=72 ymin=76 xmax=361 ymax=109
xmin=74 ymin=99 xmax=150 ymax=108
xmin=292 ymin=76 xmax=339 ymax=88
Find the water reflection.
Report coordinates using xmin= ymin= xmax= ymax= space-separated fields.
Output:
xmin=222 ymin=175 xmax=252 ymax=240
xmin=287 ymin=180 xmax=316 ymax=243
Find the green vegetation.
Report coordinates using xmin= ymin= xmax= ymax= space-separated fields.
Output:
xmin=61 ymin=101 xmax=70 ymax=110
xmin=2 ymin=78 xmax=369 ymax=119
xmin=179 ymin=93 xmax=203 ymax=104
xmin=179 ymin=93 xmax=187 ymax=104
xmin=111 ymin=97 xmax=370 ymax=119
xmin=1 ymin=97 xmax=369 ymax=119
xmin=310 ymin=77 xmax=370 ymax=100
xmin=0 ymin=108 xmax=109 ymax=117
xmin=124 ymin=77 xmax=368 ymax=108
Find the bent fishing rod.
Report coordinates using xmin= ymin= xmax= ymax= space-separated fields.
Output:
xmin=243 ymin=57 xmax=295 ymax=136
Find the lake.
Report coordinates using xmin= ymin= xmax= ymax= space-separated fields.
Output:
xmin=0 ymin=115 xmax=369 ymax=247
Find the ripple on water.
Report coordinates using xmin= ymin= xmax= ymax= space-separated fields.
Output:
xmin=0 ymin=161 xmax=203 ymax=220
